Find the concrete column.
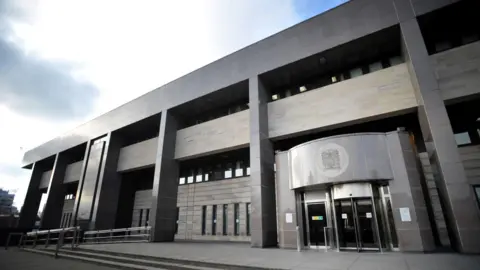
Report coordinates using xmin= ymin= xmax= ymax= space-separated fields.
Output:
xmin=395 ymin=0 xmax=480 ymax=252
xmin=249 ymin=76 xmax=277 ymax=247
xmin=387 ymin=131 xmax=435 ymax=252
xmin=91 ymin=132 xmax=123 ymax=229
xmin=150 ymin=110 xmax=179 ymax=242
xmin=18 ymin=162 xmax=46 ymax=229
xmin=275 ymin=151 xmax=298 ymax=249
xmin=40 ymin=153 xmax=69 ymax=229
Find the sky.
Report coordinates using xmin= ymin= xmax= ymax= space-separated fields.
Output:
xmin=0 ymin=0 xmax=348 ymax=210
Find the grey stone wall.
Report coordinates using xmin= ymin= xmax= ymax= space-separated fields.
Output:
xmin=117 ymin=138 xmax=157 ymax=172
xmin=430 ymin=41 xmax=480 ymax=102
xmin=64 ymin=161 xmax=83 ymax=183
xmin=418 ymin=152 xmax=450 ymax=247
xmin=131 ymin=190 xmax=153 ymax=227
xmin=39 ymin=170 xmax=52 ymax=190
xmin=458 ymin=145 xmax=480 ymax=185
xmin=176 ymin=177 xmax=251 ymax=242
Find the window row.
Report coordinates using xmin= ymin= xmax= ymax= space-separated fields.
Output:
xmin=270 ymin=56 xmax=403 ymax=102
xmin=134 ymin=208 xmax=150 ymax=227
xmin=184 ymin=203 xmax=251 ymax=236
xmin=60 ymin=212 xmax=73 ymax=228
xmin=179 ymin=160 xmax=250 ymax=185
xmin=64 ymin=194 xmax=75 ymax=200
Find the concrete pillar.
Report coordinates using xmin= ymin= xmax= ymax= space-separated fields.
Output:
xmin=249 ymin=76 xmax=277 ymax=247
xmin=275 ymin=151 xmax=299 ymax=249
xmin=91 ymin=132 xmax=123 ymax=229
xmin=150 ymin=110 xmax=179 ymax=242
xmin=395 ymin=0 xmax=480 ymax=252
xmin=18 ymin=162 xmax=46 ymax=229
xmin=387 ymin=131 xmax=435 ymax=252
xmin=40 ymin=153 xmax=69 ymax=229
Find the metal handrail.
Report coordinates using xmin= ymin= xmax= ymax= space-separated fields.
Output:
xmin=83 ymin=226 xmax=151 ymax=244
xmin=7 ymin=226 xmax=81 ymax=258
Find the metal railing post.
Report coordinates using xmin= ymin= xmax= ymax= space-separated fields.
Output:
xmin=324 ymin=227 xmax=328 ymax=252
xmin=55 ymin=231 xmax=64 ymax=259
xmin=45 ymin=231 xmax=51 ymax=248
xmin=5 ymin=233 xmax=12 ymax=250
xmin=109 ymin=230 xmax=113 ymax=242
xmin=72 ymin=228 xmax=77 ymax=250
xmin=32 ymin=232 xmax=38 ymax=248
xmin=296 ymin=226 xmax=301 ymax=252
xmin=18 ymin=234 xmax=24 ymax=248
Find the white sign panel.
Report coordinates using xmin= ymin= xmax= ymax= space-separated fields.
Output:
xmin=285 ymin=213 xmax=293 ymax=223
xmin=399 ymin=207 xmax=411 ymax=222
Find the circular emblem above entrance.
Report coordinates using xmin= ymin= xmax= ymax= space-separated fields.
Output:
xmin=316 ymin=143 xmax=349 ymax=178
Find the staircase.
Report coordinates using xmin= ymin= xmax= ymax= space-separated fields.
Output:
xmin=22 ymin=247 xmax=278 ymax=270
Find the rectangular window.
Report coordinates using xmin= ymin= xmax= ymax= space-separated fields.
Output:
xmin=145 ymin=209 xmax=150 ymax=226
xmin=175 ymin=207 xmax=179 ymax=234
xmin=246 ymin=167 xmax=250 ymax=176
xmin=369 ymin=62 xmax=383 ymax=73
xmin=179 ymin=177 xmax=185 ymax=185
xmin=474 ymin=186 xmax=480 ymax=210
xmin=196 ymin=168 xmax=203 ymax=182
xmin=224 ymin=163 xmax=233 ymax=179
xmin=223 ymin=204 xmax=228 ymax=235
xmin=246 ymin=203 xmax=251 ymax=236
xmin=214 ymin=164 xmax=223 ymax=180
xmin=201 ymin=206 xmax=206 ymax=235
xmin=138 ymin=209 xmax=143 ymax=227
xmin=235 ymin=161 xmax=244 ymax=177
xmin=454 ymin=132 xmax=471 ymax=146
xmin=349 ymin=67 xmax=363 ymax=78
xmin=234 ymin=203 xmax=239 ymax=236
xmin=389 ymin=56 xmax=403 ymax=66
xmin=212 ymin=205 xmax=217 ymax=235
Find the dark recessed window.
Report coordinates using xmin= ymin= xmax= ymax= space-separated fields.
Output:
xmin=223 ymin=204 xmax=228 ymax=236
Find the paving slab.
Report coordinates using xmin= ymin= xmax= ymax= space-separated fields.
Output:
xmin=79 ymin=242 xmax=480 ymax=270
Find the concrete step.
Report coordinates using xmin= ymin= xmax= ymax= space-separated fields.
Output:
xmin=68 ymin=247 xmax=279 ymax=270
xmin=22 ymin=247 xmax=213 ymax=270
xmin=22 ymin=247 xmax=279 ymax=270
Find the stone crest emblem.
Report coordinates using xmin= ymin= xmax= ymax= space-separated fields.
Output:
xmin=317 ymin=143 xmax=349 ymax=178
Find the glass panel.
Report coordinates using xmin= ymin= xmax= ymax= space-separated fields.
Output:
xmin=389 ymin=56 xmax=403 ymax=66
xmin=369 ymin=62 xmax=382 ymax=72
xmin=246 ymin=203 xmax=251 ymax=236
xmin=214 ymin=164 xmax=223 ymax=180
xmin=454 ymin=132 xmax=471 ymax=146
xmin=234 ymin=203 xmax=239 ymax=236
xmin=223 ymin=204 xmax=228 ymax=235
xmin=335 ymin=199 xmax=357 ymax=248
xmin=204 ymin=174 xmax=209 ymax=181
xmin=235 ymin=161 xmax=244 ymax=177
xmin=196 ymin=168 xmax=203 ymax=182
xmin=201 ymin=206 xmax=206 ymax=235
xmin=386 ymin=198 xmax=399 ymax=248
xmin=179 ymin=177 xmax=185 ymax=185
xmin=187 ymin=176 xmax=194 ymax=183
xmin=307 ymin=203 xmax=327 ymax=246
xmin=212 ymin=205 xmax=217 ymax=235
xmin=355 ymin=199 xmax=376 ymax=248
xmin=299 ymin=86 xmax=307 ymax=92
xmin=350 ymin=68 xmax=363 ymax=78
xmin=246 ymin=167 xmax=250 ymax=175
xmin=224 ymin=163 xmax=233 ymax=179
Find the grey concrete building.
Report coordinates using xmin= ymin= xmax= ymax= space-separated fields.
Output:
xmin=18 ymin=0 xmax=480 ymax=253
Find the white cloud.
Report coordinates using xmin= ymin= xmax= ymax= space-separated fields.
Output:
xmin=1 ymin=0 xmax=303 ymax=208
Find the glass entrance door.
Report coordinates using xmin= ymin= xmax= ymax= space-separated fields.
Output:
xmin=335 ymin=198 xmax=379 ymax=251
xmin=307 ymin=203 xmax=328 ymax=247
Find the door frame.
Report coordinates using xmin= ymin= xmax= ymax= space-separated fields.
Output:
xmin=334 ymin=196 xmax=382 ymax=252
xmin=304 ymin=201 xmax=328 ymax=249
